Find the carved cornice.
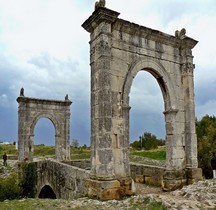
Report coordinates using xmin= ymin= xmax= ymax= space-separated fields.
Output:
xmin=112 ymin=19 xmax=198 ymax=50
xmin=83 ymin=7 xmax=198 ymax=50
xmin=82 ymin=7 xmax=120 ymax=33
xmin=16 ymin=96 xmax=72 ymax=106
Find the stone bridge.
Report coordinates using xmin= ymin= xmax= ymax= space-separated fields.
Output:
xmin=34 ymin=160 xmax=90 ymax=199
xmin=34 ymin=159 xmax=201 ymax=200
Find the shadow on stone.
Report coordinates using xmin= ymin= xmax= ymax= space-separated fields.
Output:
xmin=38 ymin=185 xmax=56 ymax=199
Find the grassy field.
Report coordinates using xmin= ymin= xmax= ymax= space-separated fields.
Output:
xmin=0 ymin=144 xmax=91 ymax=160
xmin=130 ymin=147 xmax=166 ymax=160
xmin=0 ymin=144 xmax=166 ymax=160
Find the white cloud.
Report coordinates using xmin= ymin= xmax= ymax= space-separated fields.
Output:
xmin=130 ymin=71 xmax=164 ymax=114
xmin=0 ymin=94 xmax=9 ymax=107
xmin=0 ymin=0 xmax=216 ymax=142
xmin=0 ymin=0 xmax=90 ymax=62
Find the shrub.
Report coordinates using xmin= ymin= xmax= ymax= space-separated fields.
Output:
xmin=0 ymin=172 xmax=21 ymax=201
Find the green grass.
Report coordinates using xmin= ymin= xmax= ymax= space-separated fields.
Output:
xmin=0 ymin=198 xmax=167 ymax=210
xmin=0 ymin=144 xmax=17 ymax=156
xmin=70 ymin=147 xmax=90 ymax=159
xmin=0 ymin=144 xmax=166 ymax=160
xmin=34 ymin=145 xmax=55 ymax=156
xmin=130 ymin=148 xmax=166 ymax=160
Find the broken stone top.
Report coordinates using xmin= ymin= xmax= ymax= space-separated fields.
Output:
xmin=17 ymin=88 xmax=72 ymax=105
xmin=94 ymin=0 xmax=106 ymax=10
xmin=82 ymin=7 xmax=120 ymax=33
xmin=82 ymin=6 xmax=198 ymax=49
xmin=17 ymin=96 xmax=72 ymax=106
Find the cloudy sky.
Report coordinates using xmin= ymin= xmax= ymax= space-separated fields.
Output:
xmin=0 ymin=0 xmax=216 ymax=146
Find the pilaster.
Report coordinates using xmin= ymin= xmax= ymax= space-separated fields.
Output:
xmin=180 ymin=47 xmax=198 ymax=168
xmin=83 ymin=7 xmax=119 ymax=181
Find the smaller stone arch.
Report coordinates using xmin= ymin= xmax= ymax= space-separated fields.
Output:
xmin=17 ymin=91 xmax=72 ymax=161
xmin=38 ymin=185 xmax=57 ymax=199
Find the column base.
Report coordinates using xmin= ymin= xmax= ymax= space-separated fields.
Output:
xmin=186 ymin=168 xmax=202 ymax=184
xmin=162 ymin=168 xmax=203 ymax=191
xmin=118 ymin=177 xmax=135 ymax=196
xmin=162 ymin=169 xmax=187 ymax=191
xmin=86 ymin=179 xmax=120 ymax=200
xmin=86 ymin=178 xmax=135 ymax=200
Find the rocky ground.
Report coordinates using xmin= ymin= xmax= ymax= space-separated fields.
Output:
xmin=0 ymin=160 xmax=216 ymax=209
xmin=130 ymin=155 xmax=166 ymax=167
xmin=52 ymin=180 xmax=215 ymax=210
xmin=136 ymin=180 xmax=216 ymax=209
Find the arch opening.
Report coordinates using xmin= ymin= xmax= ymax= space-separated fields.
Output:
xmin=38 ymin=185 xmax=56 ymax=199
xmin=129 ymin=70 xmax=165 ymax=143
xmin=34 ymin=117 xmax=56 ymax=146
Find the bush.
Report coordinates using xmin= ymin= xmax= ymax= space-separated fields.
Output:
xmin=0 ymin=172 xmax=21 ymax=201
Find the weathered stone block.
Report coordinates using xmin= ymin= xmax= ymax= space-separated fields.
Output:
xmin=86 ymin=179 xmax=120 ymax=200
xmin=164 ymin=169 xmax=186 ymax=180
xmin=186 ymin=168 xmax=202 ymax=179
xmin=118 ymin=177 xmax=135 ymax=196
xmin=145 ymin=176 xmax=162 ymax=187
xmin=134 ymin=175 xmax=144 ymax=183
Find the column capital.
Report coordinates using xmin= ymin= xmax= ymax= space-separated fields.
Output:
xmin=181 ymin=62 xmax=195 ymax=75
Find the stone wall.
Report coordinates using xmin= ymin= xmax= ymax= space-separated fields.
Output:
xmin=130 ymin=163 xmax=165 ymax=187
xmin=64 ymin=160 xmax=165 ymax=187
xmin=62 ymin=159 xmax=91 ymax=170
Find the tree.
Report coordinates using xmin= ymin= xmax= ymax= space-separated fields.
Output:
xmin=196 ymin=115 xmax=216 ymax=178
xmin=131 ymin=132 xmax=161 ymax=150
xmin=140 ymin=132 xmax=158 ymax=150
xmin=71 ymin=139 xmax=79 ymax=148
xmin=130 ymin=140 xmax=142 ymax=149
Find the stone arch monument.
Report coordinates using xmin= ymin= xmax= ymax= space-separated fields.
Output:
xmin=82 ymin=4 xmax=201 ymax=198
xmin=17 ymin=88 xmax=72 ymax=161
